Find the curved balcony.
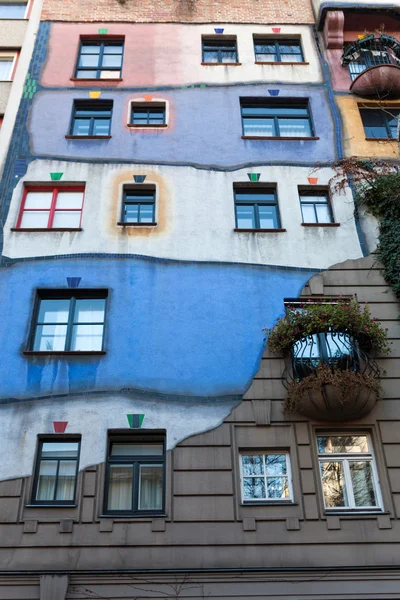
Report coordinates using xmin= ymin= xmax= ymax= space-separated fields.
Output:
xmin=342 ymin=34 xmax=400 ymax=97
xmin=282 ymin=330 xmax=381 ymax=421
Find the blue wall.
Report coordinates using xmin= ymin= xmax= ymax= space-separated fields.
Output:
xmin=0 ymin=256 xmax=317 ymax=400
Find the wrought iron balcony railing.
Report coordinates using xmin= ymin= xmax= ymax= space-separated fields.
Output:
xmin=342 ymin=34 xmax=400 ymax=81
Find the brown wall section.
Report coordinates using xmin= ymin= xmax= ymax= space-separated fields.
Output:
xmin=41 ymin=0 xmax=314 ymax=24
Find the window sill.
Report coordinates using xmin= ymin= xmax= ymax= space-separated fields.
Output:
xmin=127 ymin=124 xmax=168 ymax=128
xmin=117 ymin=222 xmax=157 ymax=227
xmin=365 ymin=137 xmax=397 ymax=142
xmin=324 ymin=509 xmax=386 ymax=516
xmin=242 ymin=136 xmax=319 ymax=141
xmin=201 ymin=62 xmax=242 ymax=66
xmin=241 ymin=501 xmax=297 ymax=506
xmin=25 ymin=504 xmax=77 ymax=508
xmin=70 ymin=78 xmax=123 ymax=82
xmin=23 ymin=351 xmax=106 ymax=356
xmin=255 ymin=61 xmax=310 ymax=66
xmin=234 ymin=228 xmax=286 ymax=233
xmin=301 ymin=222 xmax=340 ymax=227
xmin=65 ymin=135 xmax=111 ymax=139
xmin=11 ymin=228 xmax=82 ymax=232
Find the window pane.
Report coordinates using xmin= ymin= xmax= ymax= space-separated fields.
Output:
xmin=317 ymin=435 xmax=369 ymax=454
xmin=242 ymin=455 xmax=264 ymax=476
xmin=258 ymin=205 xmax=279 ymax=228
xmin=278 ymin=117 xmax=311 ymax=137
xmin=52 ymin=211 xmax=81 ymax=228
xmin=0 ymin=59 xmax=13 ymax=80
xmin=20 ymin=211 xmax=50 ymax=228
xmin=243 ymin=118 xmax=275 ymax=136
xmin=350 ymin=461 xmax=377 ymax=507
xmin=267 ymin=476 xmax=289 ymax=498
xmin=36 ymin=460 xmax=57 ymax=501
xmin=301 ymin=203 xmax=316 ymax=223
xmin=33 ymin=324 xmax=68 ymax=351
xmin=0 ymin=4 xmax=26 ymax=18
xmin=360 ymin=109 xmax=388 ymax=138
xmin=24 ymin=191 xmax=53 ymax=209
xmin=243 ymin=477 xmax=266 ymax=499
xmin=236 ymin=204 xmax=256 ymax=228
xmin=111 ymin=443 xmax=164 ymax=456
xmin=37 ymin=299 xmax=70 ymax=324
xmin=70 ymin=324 xmax=104 ymax=351
xmin=139 ymin=205 xmax=155 ymax=223
xmin=103 ymin=45 xmax=123 ymax=54
xmin=72 ymin=119 xmax=91 ymax=136
xmin=78 ymin=54 xmax=99 ymax=68
xmin=56 ymin=191 xmax=83 ymax=209
xmin=76 ymin=70 xmax=97 ymax=79
xmin=320 ymin=461 xmax=348 ymax=507
xmin=42 ymin=442 xmax=79 ymax=458
xmin=243 ymin=106 xmax=308 ymax=116
xmin=388 ymin=113 xmax=399 ymax=138
xmin=265 ymin=454 xmax=287 ymax=475
xmin=221 ymin=51 xmax=237 ymax=63
xmin=80 ymin=45 xmax=100 ymax=54
xmin=139 ymin=465 xmax=163 ymax=510
xmin=255 ymin=43 xmax=276 ymax=62
xmin=55 ymin=461 xmax=76 ymax=501
xmin=100 ymin=70 xmax=121 ymax=79
xmin=316 ymin=204 xmax=332 ymax=223
xmin=108 ymin=465 xmax=132 ymax=511
xmin=102 ymin=54 xmax=122 ymax=68
xmin=74 ymin=298 xmax=105 ymax=323
xmin=124 ymin=204 xmax=139 ymax=222
xmin=93 ymin=119 xmax=110 ymax=135
xmin=203 ymin=50 xmax=219 ymax=63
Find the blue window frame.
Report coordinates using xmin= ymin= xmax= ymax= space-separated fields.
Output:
xmin=75 ymin=40 xmax=124 ymax=79
xmin=130 ymin=103 xmax=166 ymax=126
xmin=70 ymin=100 xmax=113 ymax=137
xmin=234 ymin=186 xmax=280 ymax=230
xmin=241 ymin=99 xmax=313 ymax=138
xmin=202 ymin=36 xmax=238 ymax=63
xmin=254 ymin=38 xmax=304 ymax=63
xmin=360 ymin=108 xmax=400 ymax=139
xmin=122 ymin=186 xmax=156 ymax=224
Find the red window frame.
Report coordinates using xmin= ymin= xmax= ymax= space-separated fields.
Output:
xmin=16 ymin=185 xmax=85 ymax=230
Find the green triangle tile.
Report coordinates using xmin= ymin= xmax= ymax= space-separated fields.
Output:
xmin=98 ymin=28 xmax=108 ymax=34
xmin=50 ymin=172 xmax=63 ymax=181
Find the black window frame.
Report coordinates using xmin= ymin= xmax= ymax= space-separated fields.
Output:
xmin=130 ymin=102 xmax=166 ymax=126
xmin=240 ymin=98 xmax=314 ymax=138
xmin=28 ymin=288 xmax=108 ymax=353
xmin=202 ymin=36 xmax=238 ymax=64
xmin=75 ymin=39 xmax=124 ymax=80
xmin=104 ymin=431 xmax=166 ymax=517
xmin=299 ymin=188 xmax=334 ymax=224
xmin=121 ymin=185 xmax=156 ymax=224
xmin=234 ymin=184 xmax=281 ymax=230
xmin=359 ymin=107 xmax=400 ymax=140
xmin=69 ymin=100 xmax=113 ymax=137
xmin=253 ymin=37 xmax=304 ymax=63
xmin=31 ymin=436 xmax=81 ymax=506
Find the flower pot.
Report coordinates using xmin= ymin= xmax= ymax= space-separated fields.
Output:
xmin=298 ymin=381 xmax=378 ymax=421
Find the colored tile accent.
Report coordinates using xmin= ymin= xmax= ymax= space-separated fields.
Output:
xmin=272 ymin=27 xmax=281 ymax=33
xmin=214 ymin=28 xmax=224 ymax=34
xmin=268 ymin=89 xmax=280 ymax=96
xmin=53 ymin=421 xmax=68 ymax=433
xmin=133 ymin=175 xmax=146 ymax=183
xmin=23 ymin=74 xmax=37 ymax=100
xmin=307 ymin=177 xmax=318 ymax=184
xmin=50 ymin=172 xmax=63 ymax=181
xmin=127 ymin=414 xmax=145 ymax=428
xmin=66 ymin=277 xmax=81 ymax=288
xmin=89 ymin=91 xmax=101 ymax=99
xmin=98 ymin=28 xmax=108 ymax=34
xmin=248 ymin=173 xmax=261 ymax=182
xmin=144 ymin=95 xmax=153 ymax=102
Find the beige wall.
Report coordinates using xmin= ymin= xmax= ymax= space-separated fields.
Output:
xmin=0 ymin=19 xmax=27 ymax=47
xmin=0 ymin=82 xmax=12 ymax=113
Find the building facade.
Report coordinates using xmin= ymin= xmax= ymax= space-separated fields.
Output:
xmin=0 ymin=0 xmax=399 ymax=598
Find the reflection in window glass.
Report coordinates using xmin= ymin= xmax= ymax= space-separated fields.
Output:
xmin=241 ymin=453 xmax=292 ymax=502
xmin=33 ymin=440 xmax=80 ymax=504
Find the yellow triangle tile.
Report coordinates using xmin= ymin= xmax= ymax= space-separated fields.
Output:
xmin=89 ymin=91 xmax=101 ymax=99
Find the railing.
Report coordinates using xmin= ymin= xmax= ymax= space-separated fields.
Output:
xmin=342 ymin=34 xmax=400 ymax=81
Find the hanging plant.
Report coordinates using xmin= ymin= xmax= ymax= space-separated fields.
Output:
xmin=265 ymin=299 xmax=390 ymax=356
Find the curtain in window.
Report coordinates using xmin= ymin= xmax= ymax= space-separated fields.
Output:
xmin=139 ymin=465 xmax=163 ymax=510
xmin=0 ymin=60 xmax=12 ymax=81
xmin=108 ymin=465 xmax=132 ymax=510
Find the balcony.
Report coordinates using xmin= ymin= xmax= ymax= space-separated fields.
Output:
xmin=342 ymin=34 xmax=400 ymax=97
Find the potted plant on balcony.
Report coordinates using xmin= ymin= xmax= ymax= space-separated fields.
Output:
xmin=265 ymin=300 xmax=389 ymax=421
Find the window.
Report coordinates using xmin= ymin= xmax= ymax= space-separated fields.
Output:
xmin=121 ymin=185 xmax=156 ymax=224
xmin=234 ymin=185 xmax=281 ymax=230
xmin=0 ymin=52 xmax=17 ymax=80
xmin=202 ymin=36 xmax=238 ymax=64
xmin=29 ymin=290 xmax=107 ymax=352
xmin=32 ymin=439 xmax=80 ymax=505
xmin=299 ymin=190 xmax=333 ymax=224
xmin=254 ymin=37 xmax=304 ymax=63
xmin=104 ymin=433 xmax=165 ymax=515
xmin=0 ymin=3 xmax=26 ymax=18
xmin=69 ymin=100 xmax=113 ymax=137
xmin=241 ymin=99 xmax=313 ymax=138
xmin=240 ymin=452 xmax=293 ymax=502
xmin=130 ymin=102 xmax=166 ymax=127
xmin=317 ymin=434 xmax=382 ymax=511
xmin=75 ymin=40 xmax=124 ymax=79
xmin=16 ymin=186 xmax=84 ymax=230
xmin=360 ymin=108 xmax=400 ymax=140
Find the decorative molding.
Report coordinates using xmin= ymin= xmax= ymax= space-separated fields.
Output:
xmin=127 ymin=414 xmax=145 ymax=428
xmin=66 ymin=277 xmax=81 ymax=288
xmin=323 ymin=10 xmax=344 ymax=50
xmin=133 ymin=175 xmax=147 ymax=183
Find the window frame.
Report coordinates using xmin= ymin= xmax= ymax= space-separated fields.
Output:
xmin=201 ymin=35 xmax=239 ymax=64
xmin=240 ymin=98 xmax=315 ymax=139
xmin=299 ymin=188 xmax=334 ymax=224
xmin=234 ymin=184 xmax=281 ymax=230
xmin=0 ymin=3 xmax=27 ymax=19
xmin=316 ymin=432 xmax=383 ymax=512
xmin=31 ymin=436 xmax=81 ymax=506
xmin=239 ymin=450 xmax=294 ymax=504
xmin=27 ymin=289 xmax=108 ymax=354
xmin=253 ymin=37 xmax=304 ymax=63
xmin=120 ymin=184 xmax=157 ymax=225
xmin=129 ymin=102 xmax=167 ymax=128
xmin=69 ymin=100 xmax=113 ymax=138
xmin=359 ymin=107 xmax=400 ymax=140
xmin=104 ymin=431 xmax=166 ymax=517
xmin=74 ymin=38 xmax=124 ymax=80
xmin=15 ymin=185 xmax=85 ymax=230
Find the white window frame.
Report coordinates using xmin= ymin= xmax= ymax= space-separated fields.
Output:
xmin=0 ymin=51 xmax=18 ymax=81
xmin=239 ymin=450 xmax=293 ymax=503
xmin=0 ymin=3 xmax=28 ymax=19
xmin=316 ymin=432 xmax=383 ymax=512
